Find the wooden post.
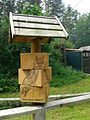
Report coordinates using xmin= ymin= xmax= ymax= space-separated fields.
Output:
xmin=31 ymin=39 xmax=41 ymax=53
xmin=33 ymin=110 xmax=46 ymax=120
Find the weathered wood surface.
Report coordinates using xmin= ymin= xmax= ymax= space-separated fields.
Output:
xmin=55 ymin=16 xmax=69 ymax=39
xmin=18 ymin=68 xmax=52 ymax=87
xmin=9 ymin=12 xmax=14 ymax=38
xmin=49 ymin=92 xmax=90 ymax=101
xmin=20 ymin=53 xmax=49 ymax=70
xmin=20 ymin=84 xmax=49 ymax=103
xmin=15 ymin=28 xmax=65 ymax=37
xmin=0 ymin=98 xmax=20 ymax=101
xmin=11 ymin=36 xmax=49 ymax=43
xmin=33 ymin=110 xmax=46 ymax=120
xmin=31 ymin=39 xmax=41 ymax=53
xmin=13 ymin=13 xmax=54 ymax=19
xmin=9 ymin=12 xmax=69 ymax=43
xmin=13 ymin=15 xmax=58 ymax=24
xmin=0 ymin=94 xmax=90 ymax=119
xmin=14 ymin=22 xmax=62 ymax=30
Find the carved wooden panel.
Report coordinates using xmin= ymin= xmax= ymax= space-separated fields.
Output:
xmin=18 ymin=67 xmax=52 ymax=87
xmin=20 ymin=53 xmax=49 ymax=69
xmin=20 ymin=84 xmax=49 ymax=103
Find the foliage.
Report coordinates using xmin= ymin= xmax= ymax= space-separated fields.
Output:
xmin=0 ymin=75 xmax=19 ymax=93
xmin=50 ymin=66 xmax=86 ymax=87
xmin=0 ymin=43 xmax=30 ymax=76
xmin=64 ymin=39 xmax=74 ymax=48
xmin=16 ymin=0 xmax=42 ymax=14
xmin=42 ymin=39 xmax=63 ymax=75
xmin=63 ymin=5 xmax=79 ymax=34
xmin=75 ymin=13 xmax=90 ymax=48
xmin=45 ymin=0 xmax=65 ymax=19
xmin=21 ymin=3 xmax=43 ymax=15
xmin=0 ymin=16 xmax=9 ymax=48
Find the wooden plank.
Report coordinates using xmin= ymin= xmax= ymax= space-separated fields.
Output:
xmin=9 ymin=12 xmax=15 ymax=38
xmin=15 ymin=28 xmax=65 ymax=38
xmin=33 ymin=110 xmax=46 ymax=120
xmin=14 ymin=21 xmax=62 ymax=30
xmin=0 ymin=98 xmax=20 ymax=101
xmin=13 ymin=13 xmax=55 ymax=19
xmin=11 ymin=36 xmax=49 ymax=43
xmin=55 ymin=16 xmax=69 ymax=39
xmin=0 ymin=106 xmax=41 ymax=119
xmin=31 ymin=39 xmax=41 ymax=53
xmin=13 ymin=15 xmax=58 ymax=24
xmin=11 ymin=36 xmax=36 ymax=43
xmin=0 ymin=94 xmax=90 ymax=119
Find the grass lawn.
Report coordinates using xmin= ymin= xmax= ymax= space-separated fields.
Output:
xmin=0 ymin=76 xmax=90 ymax=120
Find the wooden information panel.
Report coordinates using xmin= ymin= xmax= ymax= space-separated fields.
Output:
xmin=19 ymin=53 xmax=52 ymax=103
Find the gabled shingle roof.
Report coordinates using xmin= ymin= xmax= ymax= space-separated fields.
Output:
xmin=9 ymin=12 xmax=69 ymax=43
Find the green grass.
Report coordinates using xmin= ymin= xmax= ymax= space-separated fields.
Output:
xmin=1 ymin=76 xmax=90 ymax=120
xmin=50 ymin=76 xmax=90 ymax=95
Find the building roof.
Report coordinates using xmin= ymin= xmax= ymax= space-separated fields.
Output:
xmin=9 ymin=12 xmax=69 ymax=43
xmin=79 ymin=46 xmax=90 ymax=51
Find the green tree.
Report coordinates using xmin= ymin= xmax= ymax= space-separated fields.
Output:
xmin=30 ymin=0 xmax=42 ymax=6
xmin=0 ymin=0 xmax=16 ymax=47
xmin=75 ymin=14 xmax=90 ymax=48
xmin=16 ymin=0 xmax=42 ymax=13
xmin=63 ymin=5 xmax=79 ymax=34
xmin=21 ymin=3 xmax=43 ymax=15
xmin=45 ymin=0 xmax=65 ymax=19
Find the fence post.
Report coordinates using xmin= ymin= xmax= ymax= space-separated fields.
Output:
xmin=33 ymin=110 xmax=46 ymax=120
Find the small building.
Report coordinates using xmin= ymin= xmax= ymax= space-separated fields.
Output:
xmin=66 ymin=47 xmax=90 ymax=74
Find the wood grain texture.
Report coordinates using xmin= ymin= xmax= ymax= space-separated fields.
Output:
xmin=20 ymin=53 xmax=49 ymax=70
xmin=9 ymin=12 xmax=69 ymax=43
xmin=31 ymin=39 xmax=41 ymax=53
xmin=15 ymin=28 xmax=65 ymax=37
xmin=13 ymin=15 xmax=58 ymax=24
xmin=11 ymin=36 xmax=49 ymax=43
xmin=14 ymin=21 xmax=62 ymax=30
xmin=9 ymin=12 xmax=15 ymax=38
xmin=20 ymin=84 xmax=49 ymax=103
xmin=18 ymin=68 xmax=52 ymax=87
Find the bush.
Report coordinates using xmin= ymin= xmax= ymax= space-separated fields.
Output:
xmin=50 ymin=66 xmax=86 ymax=87
xmin=0 ymin=74 xmax=19 ymax=93
xmin=0 ymin=43 xmax=30 ymax=77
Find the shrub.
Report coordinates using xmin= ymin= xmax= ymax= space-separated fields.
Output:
xmin=0 ymin=75 xmax=19 ymax=93
xmin=50 ymin=66 xmax=86 ymax=87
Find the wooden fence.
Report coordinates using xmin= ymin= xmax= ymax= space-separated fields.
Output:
xmin=0 ymin=93 xmax=90 ymax=120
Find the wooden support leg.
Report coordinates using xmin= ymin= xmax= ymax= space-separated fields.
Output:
xmin=31 ymin=39 xmax=41 ymax=53
xmin=33 ymin=110 xmax=46 ymax=120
